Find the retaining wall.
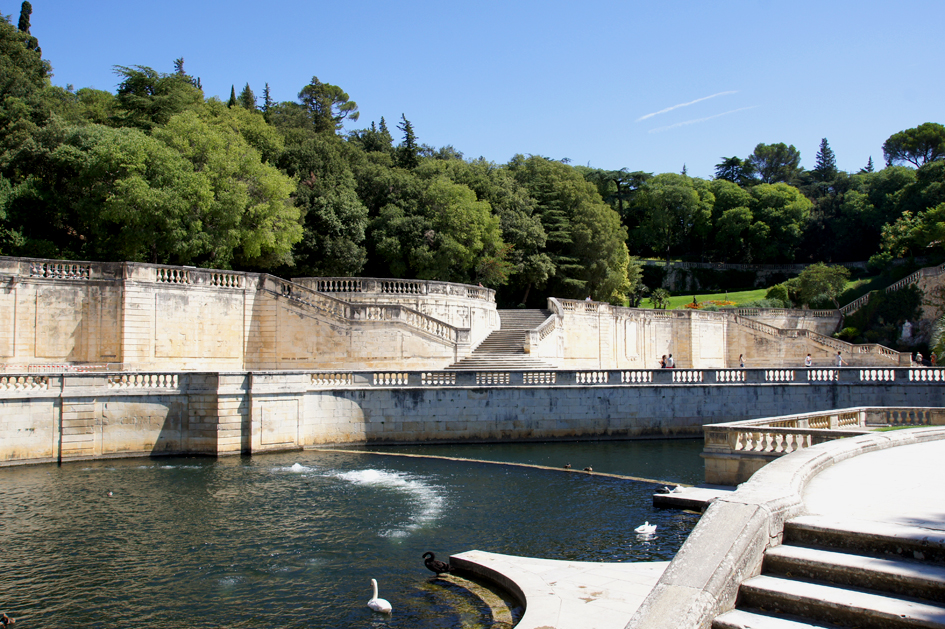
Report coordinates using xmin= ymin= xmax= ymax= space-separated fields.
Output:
xmin=3 ymin=368 xmax=944 ymax=466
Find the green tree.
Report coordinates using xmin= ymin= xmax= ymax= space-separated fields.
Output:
xmin=3 ymin=122 xmax=213 ymax=262
xmin=0 ymin=13 xmax=51 ymax=169
xmin=16 ymin=1 xmax=39 ymax=54
xmin=416 ymin=157 xmax=551 ymax=295
xmin=790 ymin=262 xmax=850 ymax=308
xmin=348 ymin=118 xmax=393 ymax=154
xmin=227 ymin=85 xmax=237 ymax=108
xmin=633 ymin=173 xmax=713 ymax=262
xmin=17 ymin=1 xmax=31 ymax=33
xmin=298 ymin=76 xmax=359 ymax=134
xmin=883 ymin=122 xmax=945 ymax=168
xmin=859 ymin=156 xmax=874 ymax=174
xmin=113 ymin=64 xmax=203 ymax=130
xmin=747 ymin=142 xmax=802 ymax=184
xmin=812 ymin=138 xmax=837 ymax=182
xmin=277 ymin=133 xmax=369 ymax=276
xmin=748 ymin=183 xmax=812 ymax=261
xmin=237 ymin=84 xmax=256 ymax=111
xmin=396 ymin=114 xmax=419 ymax=169
xmin=507 ymin=155 xmax=631 ymax=303
xmin=154 ymin=110 xmax=301 ymax=267
xmin=261 ymin=83 xmax=273 ymax=121
xmin=714 ymin=156 xmax=755 ymax=186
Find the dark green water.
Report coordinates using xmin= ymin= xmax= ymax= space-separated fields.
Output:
xmin=0 ymin=441 xmax=703 ymax=628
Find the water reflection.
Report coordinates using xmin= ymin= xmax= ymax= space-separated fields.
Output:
xmin=0 ymin=442 xmax=702 ymax=628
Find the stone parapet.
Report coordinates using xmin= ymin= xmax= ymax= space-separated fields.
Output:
xmin=702 ymin=405 xmax=945 ymax=485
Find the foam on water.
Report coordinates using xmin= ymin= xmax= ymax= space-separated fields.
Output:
xmin=332 ymin=468 xmax=445 ymax=537
xmin=273 ymin=462 xmax=314 ymax=473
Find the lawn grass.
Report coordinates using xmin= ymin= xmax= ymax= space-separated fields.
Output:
xmin=659 ymin=288 xmax=767 ymax=310
xmin=652 ymin=276 xmax=882 ymax=310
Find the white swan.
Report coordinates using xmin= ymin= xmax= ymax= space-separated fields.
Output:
xmin=367 ymin=578 xmax=392 ymax=614
xmin=634 ymin=521 xmax=657 ymax=534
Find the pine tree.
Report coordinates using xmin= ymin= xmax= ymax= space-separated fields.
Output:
xmin=227 ymin=85 xmax=237 ymax=108
xmin=238 ymin=83 xmax=256 ymax=111
xmin=262 ymin=83 xmax=273 ymax=121
xmin=681 ymin=164 xmax=688 ymax=176
xmin=813 ymin=138 xmax=837 ymax=181
xmin=396 ymin=114 xmax=419 ymax=169
xmin=859 ymin=156 xmax=875 ymax=174
xmin=173 ymin=57 xmax=185 ymax=76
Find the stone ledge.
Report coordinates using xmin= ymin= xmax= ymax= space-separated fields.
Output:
xmin=451 ymin=550 xmax=668 ymax=629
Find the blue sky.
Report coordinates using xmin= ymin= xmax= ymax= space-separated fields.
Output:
xmin=11 ymin=0 xmax=944 ymax=178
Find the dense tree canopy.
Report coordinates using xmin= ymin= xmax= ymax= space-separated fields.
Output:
xmin=2 ymin=8 xmax=945 ymax=309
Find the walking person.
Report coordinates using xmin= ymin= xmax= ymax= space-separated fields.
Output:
xmin=666 ymin=354 xmax=675 ymax=368
xmin=805 ymin=354 xmax=812 ymax=368
xmin=738 ymin=354 xmax=745 ymax=369
xmin=659 ymin=354 xmax=667 ymax=369
xmin=836 ymin=351 xmax=846 ymax=367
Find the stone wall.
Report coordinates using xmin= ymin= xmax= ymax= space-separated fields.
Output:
xmin=541 ymin=299 xmax=902 ymax=370
xmin=3 ymin=367 xmax=943 ymax=466
xmin=0 ymin=257 xmax=477 ymax=372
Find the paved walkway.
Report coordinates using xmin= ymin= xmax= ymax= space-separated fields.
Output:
xmin=803 ymin=438 xmax=945 ymax=531
xmin=450 ymin=551 xmax=668 ymax=629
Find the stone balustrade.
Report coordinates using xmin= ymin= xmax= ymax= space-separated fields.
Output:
xmin=0 ymin=375 xmax=48 ymax=391
xmin=296 ymin=276 xmax=496 ymax=302
xmin=282 ymin=367 xmax=944 ymax=388
xmin=703 ymin=405 xmax=945 ymax=485
xmin=107 ymin=373 xmax=181 ymax=389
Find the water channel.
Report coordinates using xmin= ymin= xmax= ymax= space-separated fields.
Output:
xmin=0 ymin=439 xmax=704 ymax=628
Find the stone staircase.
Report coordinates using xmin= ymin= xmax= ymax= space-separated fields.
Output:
xmin=714 ymin=515 xmax=945 ymax=628
xmin=448 ymin=309 xmax=557 ymax=370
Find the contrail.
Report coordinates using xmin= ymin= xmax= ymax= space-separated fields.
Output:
xmin=647 ymin=106 xmax=757 ymax=134
xmin=636 ymin=91 xmax=738 ymax=122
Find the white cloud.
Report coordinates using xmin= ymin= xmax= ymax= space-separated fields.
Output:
xmin=647 ymin=106 xmax=758 ymax=134
xmin=636 ymin=91 xmax=738 ymax=122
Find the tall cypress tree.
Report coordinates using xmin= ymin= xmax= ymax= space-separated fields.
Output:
xmin=17 ymin=1 xmax=31 ymax=32
xmin=859 ymin=156 xmax=875 ymax=174
xmin=16 ymin=1 xmax=40 ymax=54
xmin=227 ymin=85 xmax=237 ymax=108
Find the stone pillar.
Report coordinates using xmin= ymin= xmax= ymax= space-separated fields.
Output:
xmin=119 ymin=263 xmax=156 ymax=369
xmin=186 ymin=373 xmax=249 ymax=456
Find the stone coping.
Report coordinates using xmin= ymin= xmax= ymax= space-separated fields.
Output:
xmin=450 ymin=550 xmax=668 ymax=629
xmin=628 ymin=425 xmax=945 ymax=629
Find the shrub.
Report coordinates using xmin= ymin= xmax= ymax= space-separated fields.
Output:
xmin=835 ymin=327 xmax=859 ymax=341
xmin=765 ymin=283 xmax=790 ymax=305
xmin=867 ymin=252 xmax=894 ymax=275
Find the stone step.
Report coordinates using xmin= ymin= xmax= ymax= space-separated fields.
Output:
xmin=785 ymin=516 xmax=945 ymax=565
xmin=764 ymin=545 xmax=945 ymax=602
xmin=447 ymin=356 xmax=558 ymax=370
xmin=738 ymin=574 xmax=945 ymax=629
xmin=497 ymin=309 xmax=553 ymax=330
xmin=713 ymin=608 xmax=842 ymax=629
